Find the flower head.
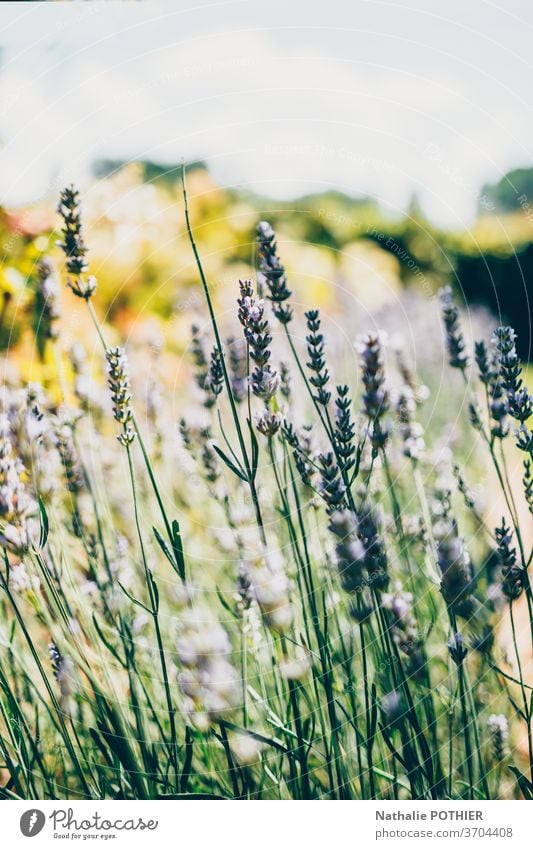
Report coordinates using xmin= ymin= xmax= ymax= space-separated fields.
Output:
xmin=238 ymin=280 xmax=280 ymax=402
xmin=244 ymin=550 xmax=293 ymax=633
xmin=487 ymin=714 xmax=508 ymax=761
xmin=105 ymin=347 xmax=136 ymax=444
xmin=439 ymin=286 xmax=469 ymax=370
xmin=358 ymin=332 xmax=390 ymax=449
xmin=448 ymin=632 xmax=468 ymax=665
xmin=35 ymin=258 xmax=61 ymax=345
xmin=256 ymin=221 xmax=293 ymax=324
xmin=177 ymin=608 xmax=239 ymax=730
xmin=57 ymin=186 xmax=97 ymax=299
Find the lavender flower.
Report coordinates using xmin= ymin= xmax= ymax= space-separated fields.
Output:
xmin=279 ymin=361 xmax=291 ymax=401
xmin=448 ymin=632 xmax=468 ymax=665
xmin=179 ymin=418 xmax=195 ymax=454
xmin=282 ymin=421 xmax=315 ymax=487
xmin=318 ymin=452 xmax=347 ymax=514
xmin=474 ymin=340 xmax=492 ymax=386
xmin=244 ymin=550 xmax=293 ymax=633
xmin=396 ymin=386 xmax=425 ymax=460
xmin=357 ymin=501 xmax=389 ymax=591
xmin=57 ymin=186 xmax=97 ymax=299
xmin=105 ymin=347 xmax=136 ymax=445
xmin=395 ymin=346 xmax=429 ymax=403
xmin=256 ymin=221 xmax=293 ymax=324
xmin=452 ymin=464 xmax=477 ymax=513
xmin=200 ymin=432 xmax=221 ymax=484
xmin=475 ymin=339 xmax=510 ymax=438
xmin=177 ymin=608 xmax=239 ymax=731
xmin=227 ymin=335 xmax=248 ymax=403
xmin=238 ymin=280 xmax=271 ymax=367
xmin=358 ymin=332 xmax=390 ymax=449
xmin=35 ymin=259 xmax=61 ymax=347
xmin=439 ymin=286 xmax=469 ymax=370
xmin=49 ymin=641 xmax=75 ymax=708
xmin=487 ymin=714 xmax=508 ymax=761
xmin=207 ymin=346 xmax=224 ymax=399
xmin=495 ymin=519 xmax=524 ymax=600
xmin=328 ymin=502 xmax=388 ymax=607
xmin=333 ymin=385 xmax=357 ymax=474
xmin=305 ymin=310 xmax=331 ymax=406
xmin=468 ymin=399 xmax=483 ymax=432
xmin=493 ymin=327 xmax=531 ymax=421
xmin=328 ymin=509 xmax=367 ymax=594
xmin=382 ymin=583 xmax=424 ymax=673
xmin=0 ymin=414 xmax=33 ymax=553
xmin=70 ymin=343 xmax=101 ymax=412
xmin=381 ymin=691 xmax=406 ymax=727
xmin=254 ymin=408 xmax=282 ymax=437
xmin=56 ymin=421 xmax=84 ymax=495
xmin=516 ymin=424 xmax=533 ymax=453
xmin=190 ymin=324 xmax=209 ymax=387
xmin=493 ymin=326 xmax=532 ymax=453
xmin=489 ymin=381 xmax=510 ymax=440
xmin=435 ymin=515 xmax=474 ymax=615
xmin=190 ymin=325 xmax=220 ymax=408
xmin=237 ymin=280 xmax=279 ymax=402
xmin=249 ymin=366 xmax=280 ymax=402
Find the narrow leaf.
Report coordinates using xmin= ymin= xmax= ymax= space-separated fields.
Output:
xmin=38 ymin=498 xmax=49 ymax=550
xmin=509 ymin=766 xmax=533 ymax=799
xmin=171 ymin=519 xmax=186 ymax=581
xmin=212 ymin=444 xmax=248 ymax=481
xmin=153 ymin=526 xmax=174 ymax=567
xmin=118 ymin=581 xmax=153 ymax=615
xmin=247 ymin=417 xmax=259 ymax=482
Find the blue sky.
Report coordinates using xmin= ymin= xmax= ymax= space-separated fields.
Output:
xmin=1 ymin=0 xmax=533 ymax=225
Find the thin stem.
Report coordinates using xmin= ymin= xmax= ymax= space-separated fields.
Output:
xmin=85 ymin=294 xmax=186 ymax=580
xmin=181 ymin=164 xmax=267 ymax=547
xmin=125 ymin=445 xmax=179 ymax=786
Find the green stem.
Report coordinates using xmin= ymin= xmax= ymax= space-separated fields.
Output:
xmin=181 ymin=164 xmax=267 ymax=547
xmin=125 ymin=445 xmax=179 ymax=787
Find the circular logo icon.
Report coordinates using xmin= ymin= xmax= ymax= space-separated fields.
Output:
xmin=20 ymin=809 xmax=46 ymax=837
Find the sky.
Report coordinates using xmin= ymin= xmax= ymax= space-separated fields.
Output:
xmin=1 ymin=0 xmax=533 ymax=226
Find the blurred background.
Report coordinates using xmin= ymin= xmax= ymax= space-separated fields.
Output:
xmin=0 ymin=0 xmax=532 ymax=366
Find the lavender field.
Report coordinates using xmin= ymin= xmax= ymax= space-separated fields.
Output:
xmin=0 ymin=167 xmax=531 ymax=800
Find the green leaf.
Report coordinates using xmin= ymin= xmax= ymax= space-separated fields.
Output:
xmin=180 ymin=727 xmax=194 ymax=793
xmin=38 ymin=498 xmax=49 ymax=550
xmin=150 ymin=574 xmax=160 ymax=613
xmin=219 ymin=719 xmax=292 ymax=757
xmin=492 ymin=664 xmax=533 ymax=691
xmin=96 ymin=719 xmax=147 ymax=797
xmin=118 ymin=581 xmax=153 ymax=615
xmin=92 ymin=614 xmax=124 ymax=666
xmin=508 ymin=694 xmax=527 ymax=721
xmin=153 ymin=526 xmax=174 ymax=567
xmin=369 ymin=683 xmax=379 ymax=740
xmin=509 ymin=766 xmax=533 ymax=799
xmin=171 ymin=519 xmax=186 ymax=581
xmin=247 ymin=417 xmax=259 ymax=482
xmin=216 ymin=587 xmax=238 ymax=618
xmin=89 ymin=728 xmax=114 ymax=768
xmin=153 ymin=524 xmax=185 ymax=582
xmin=212 ymin=444 xmax=248 ymax=481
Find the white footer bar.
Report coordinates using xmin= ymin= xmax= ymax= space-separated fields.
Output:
xmin=3 ymin=800 xmax=528 ymax=848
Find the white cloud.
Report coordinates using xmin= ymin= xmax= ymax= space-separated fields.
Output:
xmin=1 ymin=1 xmax=533 ymax=226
